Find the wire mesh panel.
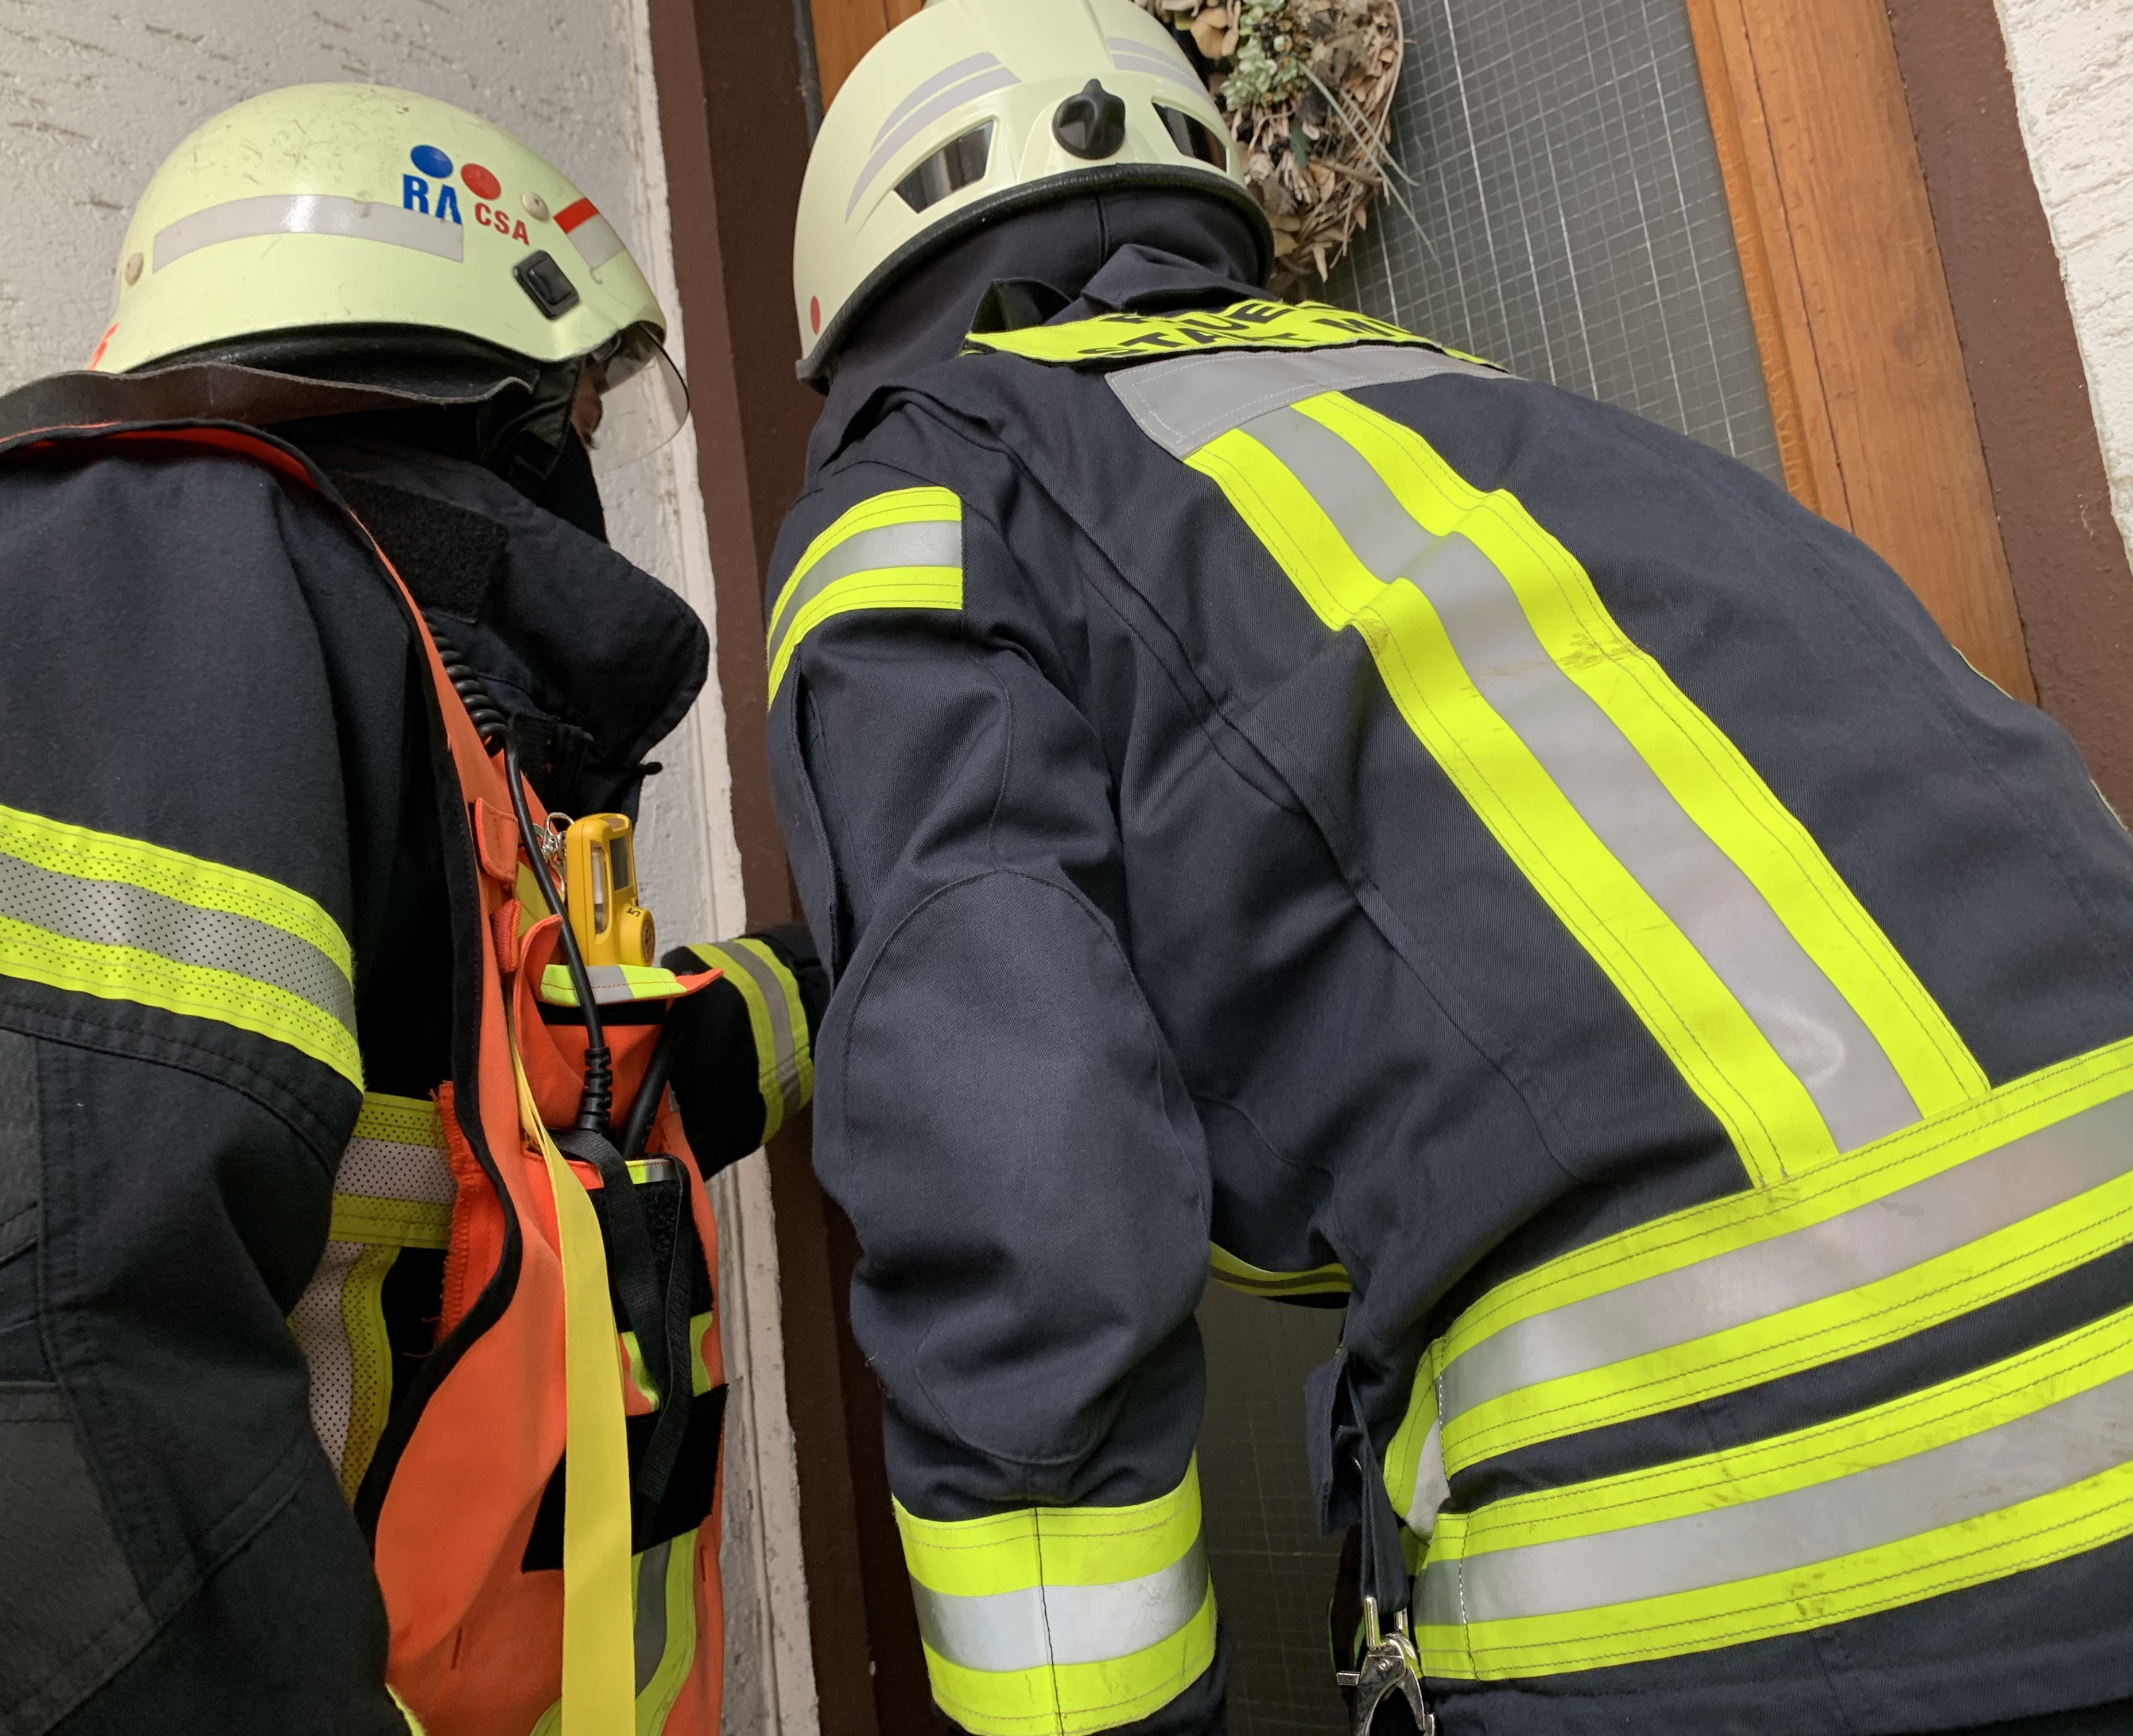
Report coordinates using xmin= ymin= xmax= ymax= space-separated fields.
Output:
xmin=1195 ymin=9 xmax=1779 ymax=1731
xmin=1196 ymin=1284 xmax=1348 ymax=1736
xmin=1324 ymin=0 xmax=1782 ymax=481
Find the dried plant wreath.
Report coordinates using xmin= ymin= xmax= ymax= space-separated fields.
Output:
xmin=1137 ymin=0 xmax=1410 ymax=295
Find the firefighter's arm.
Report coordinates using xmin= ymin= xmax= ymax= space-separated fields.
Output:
xmin=657 ymin=922 xmax=827 ymax=1171
xmin=763 ymin=464 xmax=1225 ymax=1736
xmin=0 ymin=445 xmax=406 ymax=1729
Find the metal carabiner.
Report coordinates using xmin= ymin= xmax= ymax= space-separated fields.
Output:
xmin=1336 ymin=1594 xmax=1434 ymax=1736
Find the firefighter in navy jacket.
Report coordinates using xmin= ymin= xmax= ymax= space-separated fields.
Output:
xmin=0 ymin=87 xmax=820 ymax=1733
xmin=770 ymin=2 xmax=2133 ymax=1732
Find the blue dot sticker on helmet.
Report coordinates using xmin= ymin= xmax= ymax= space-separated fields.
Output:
xmin=410 ymin=143 xmax=453 ymax=178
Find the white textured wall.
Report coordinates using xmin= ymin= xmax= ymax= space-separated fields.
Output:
xmin=0 ymin=6 xmax=810 ymax=1729
xmin=1995 ymin=0 xmax=2133 ymax=564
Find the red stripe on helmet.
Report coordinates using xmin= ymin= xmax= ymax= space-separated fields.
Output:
xmin=554 ymin=197 xmax=599 ymax=234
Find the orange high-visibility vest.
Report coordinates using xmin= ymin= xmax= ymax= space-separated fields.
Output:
xmin=17 ymin=420 xmax=727 ymax=1736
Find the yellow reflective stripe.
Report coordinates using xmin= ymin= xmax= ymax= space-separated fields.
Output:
xmin=1302 ymin=393 xmax=1984 ymax=1127
xmin=1208 ymin=1241 xmax=1351 ymax=1297
xmin=690 ymin=939 xmax=810 ymax=1141
xmin=537 ymin=964 xmax=687 ymax=1007
xmin=766 ymin=487 xmax=963 ymax=702
xmin=0 ymin=800 xmax=351 ymax=971
xmin=338 ymin=1243 xmax=397 ymax=1501
xmin=619 ymin=1313 xmax=715 ymax=1408
xmin=0 ymin=801 xmax=361 ymax=1087
xmin=513 ymin=1040 xmax=635 ymax=1732
xmin=1437 ymin=1039 xmax=2133 ymax=1472
xmin=963 ymin=297 xmax=1492 ymax=369
xmin=635 ymin=1533 xmax=700 ymax=1730
xmin=898 ymin=1459 xmax=1204 ymax=1598
xmin=1189 ymin=426 xmax=1830 ymax=1183
xmin=1419 ymin=1303 xmax=2133 ymax=1679
xmin=389 ymin=1685 xmax=427 ymax=1735
xmin=352 ymin=1092 xmax=443 ymax=1148
xmin=921 ymin=1582 xmax=1217 ymax=1736
xmin=328 ymin=1194 xmax=452 ymax=1249
xmin=1383 ymin=1340 xmax=1443 ymax=1521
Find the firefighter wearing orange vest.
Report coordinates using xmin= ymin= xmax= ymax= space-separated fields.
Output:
xmin=0 ymin=86 xmax=817 ymax=1734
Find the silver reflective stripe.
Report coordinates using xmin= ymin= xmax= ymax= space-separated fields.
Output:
xmin=155 ymin=193 xmax=464 ymax=270
xmin=768 ymin=520 xmax=962 ymax=659
xmin=1108 ymin=344 xmax=1503 ymax=459
xmin=913 ymin=1537 xmax=1209 ymax=1673
xmin=1107 ymin=36 xmax=1203 ymax=92
xmin=848 ymin=63 xmax=1021 ymax=217
xmin=719 ymin=941 xmax=805 ymax=1121
xmin=337 ymin=1137 xmax=455 ymax=1204
xmin=1405 ymin=1412 xmax=1451 ymax=1539
xmin=1243 ymin=404 xmax=1919 ymax=1154
xmin=635 ymin=1537 xmax=672 ymax=1693
xmin=1419 ymin=1359 xmax=2133 ymax=1626
xmin=0 ymin=850 xmax=358 ymax=1038
xmin=1441 ymin=1086 xmax=2133 ymax=1423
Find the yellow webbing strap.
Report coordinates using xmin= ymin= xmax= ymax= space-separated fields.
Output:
xmin=511 ymin=1039 xmax=635 ymax=1735
xmin=1208 ymin=1241 xmax=1351 ymax=1299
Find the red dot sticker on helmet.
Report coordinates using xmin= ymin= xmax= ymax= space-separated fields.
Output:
xmin=810 ymin=296 xmax=821 ymax=334
xmin=462 ymin=163 xmax=501 ymax=200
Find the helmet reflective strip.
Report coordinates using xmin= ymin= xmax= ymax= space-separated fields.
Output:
xmin=1106 ymin=35 xmax=1204 ymax=94
xmin=847 ymin=64 xmax=1022 ymax=219
xmin=154 ymin=192 xmax=465 ymax=270
xmin=912 ymin=1536 xmax=1210 ymax=1672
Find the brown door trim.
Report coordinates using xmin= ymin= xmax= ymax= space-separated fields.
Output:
xmin=647 ymin=2 xmax=932 ymax=1729
xmin=1882 ymin=0 xmax=2133 ymax=812
xmin=1685 ymin=0 xmax=2037 ymax=704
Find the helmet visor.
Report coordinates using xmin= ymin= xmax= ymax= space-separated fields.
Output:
xmin=583 ymin=326 xmax=689 ymax=473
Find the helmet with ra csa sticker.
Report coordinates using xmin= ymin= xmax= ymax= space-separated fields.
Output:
xmin=93 ymin=83 xmax=686 ymax=479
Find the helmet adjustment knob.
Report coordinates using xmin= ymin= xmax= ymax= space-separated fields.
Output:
xmin=1052 ymin=79 xmax=1127 ymax=160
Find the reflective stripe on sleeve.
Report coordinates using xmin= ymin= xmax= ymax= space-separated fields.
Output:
xmin=1145 ymin=367 xmax=1981 ymax=1183
xmin=897 ymin=1460 xmax=1218 ymax=1736
xmin=688 ymin=939 xmax=811 ymax=1141
xmin=766 ymin=488 xmax=963 ymax=701
xmin=1406 ymin=1039 xmax=2133 ymax=1474
xmin=1415 ymin=1297 xmax=2133 ymax=1679
xmin=0 ymin=800 xmax=361 ymax=1086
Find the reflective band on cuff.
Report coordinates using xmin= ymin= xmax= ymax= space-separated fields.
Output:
xmin=0 ymin=801 xmax=360 ymax=1086
xmin=1111 ymin=343 xmax=1500 ymax=459
xmin=1416 ymin=1300 xmax=2133 ymax=1677
xmin=916 ymin=1537 xmax=1210 ymax=1672
xmin=897 ymin=1460 xmax=1216 ymax=1736
xmin=689 ymin=939 xmax=810 ymax=1141
xmin=1427 ymin=1042 xmax=2133 ymax=1472
xmin=766 ymin=488 xmax=963 ymax=702
xmin=155 ymin=193 xmax=465 ymax=269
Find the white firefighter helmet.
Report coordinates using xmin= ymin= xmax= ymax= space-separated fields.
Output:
xmin=94 ymin=83 xmax=685 ymax=470
xmin=792 ymin=0 xmax=1270 ymax=381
